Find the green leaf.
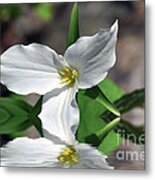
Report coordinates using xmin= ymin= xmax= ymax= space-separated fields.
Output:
xmin=0 ymin=117 xmax=31 ymax=135
xmin=102 ymin=88 xmax=144 ymax=120
xmin=117 ymin=120 xmax=144 ymax=144
xmin=66 ymin=3 xmax=79 ymax=48
xmin=84 ymin=86 xmax=120 ymax=116
xmin=77 ymin=93 xmax=106 ymax=141
xmin=76 ymin=93 xmax=123 ymax=155
xmin=0 ymin=97 xmax=43 ymax=136
xmin=10 ymin=131 xmax=25 ymax=138
xmin=10 ymin=93 xmax=24 ymax=101
xmin=115 ymin=88 xmax=144 ymax=113
xmin=102 ymin=88 xmax=145 ymax=144
xmin=31 ymin=96 xmax=43 ymax=117
xmin=0 ymin=98 xmax=33 ymax=134
xmin=0 ymin=98 xmax=32 ymax=116
xmin=96 ymin=117 xmax=120 ymax=140
xmin=84 ymin=117 xmax=120 ymax=147
xmin=98 ymin=131 xmax=122 ymax=155
xmin=98 ymin=78 xmax=124 ymax=102
xmin=29 ymin=96 xmax=43 ymax=137
xmin=28 ymin=116 xmax=43 ymax=137
xmin=0 ymin=108 xmax=10 ymax=123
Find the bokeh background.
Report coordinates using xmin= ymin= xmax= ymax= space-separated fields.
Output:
xmin=0 ymin=1 xmax=145 ymax=169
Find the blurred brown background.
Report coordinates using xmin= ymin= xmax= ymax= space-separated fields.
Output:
xmin=0 ymin=1 xmax=145 ymax=170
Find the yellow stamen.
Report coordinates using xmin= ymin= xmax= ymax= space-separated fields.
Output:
xmin=59 ymin=71 xmax=66 ymax=76
xmin=64 ymin=67 xmax=71 ymax=73
xmin=61 ymin=77 xmax=70 ymax=82
xmin=58 ymin=67 xmax=78 ymax=86
xmin=66 ymin=79 xmax=73 ymax=85
xmin=57 ymin=146 xmax=79 ymax=165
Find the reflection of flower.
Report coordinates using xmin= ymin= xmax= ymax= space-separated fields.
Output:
xmin=1 ymin=20 xmax=118 ymax=143
xmin=1 ymin=118 xmax=113 ymax=169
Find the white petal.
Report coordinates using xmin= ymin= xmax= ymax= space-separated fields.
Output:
xmin=1 ymin=43 xmax=66 ymax=95
xmin=64 ymin=20 xmax=118 ymax=89
xmin=73 ymin=143 xmax=113 ymax=169
xmin=1 ymin=137 xmax=65 ymax=167
xmin=39 ymin=84 xmax=79 ymax=145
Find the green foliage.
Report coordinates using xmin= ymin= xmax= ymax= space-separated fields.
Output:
xmin=0 ymin=97 xmax=43 ymax=136
xmin=102 ymin=88 xmax=144 ymax=120
xmin=0 ymin=98 xmax=32 ymax=134
xmin=102 ymin=88 xmax=145 ymax=144
xmin=66 ymin=3 xmax=79 ymax=48
xmin=98 ymin=131 xmax=122 ymax=155
xmin=77 ymin=78 xmax=145 ymax=153
xmin=28 ymin=96 xmax=43 ymax=137
xmin=77 ymin=93 xmax=106 ymax=140
xmin=76 ymin=93 xmax=123 ymax=155
xmin=98 ymin=78 xmax=124 ymax=102
xmin=96 ymin=117 xmax=120 ymax=140
xmin=84 ymin=86 xmax=120 ymax=116
xmin=114 ymin=88 xmax=144 ymax=113
xmin=116 ymin=120 xmax=144 ymax=144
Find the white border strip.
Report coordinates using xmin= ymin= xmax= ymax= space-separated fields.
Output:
xmin=0 ymin=0 xmax=131 ymax=4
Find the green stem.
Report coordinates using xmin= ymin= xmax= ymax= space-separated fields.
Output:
xmin=96 ymin=117 xmax=120 ymax=139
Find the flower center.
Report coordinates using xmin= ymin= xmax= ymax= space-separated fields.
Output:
xmin=58 ymin=67 xmax=77 ymax=86
xmin=57 ymin=146 xmax=79 ymax=165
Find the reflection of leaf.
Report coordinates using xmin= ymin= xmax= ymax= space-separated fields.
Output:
xmin=96 ymin=117 xmax=120 ymax=140
xmin=0 ymin=98 xmax=32 ymax=134
xmin=76 ymin=78 xmax=125 ymax=155
xmin=102 ymin=88 xmax=144 ymax=121
xmin=116 ymin=120 xmax=144 ymax=144
xmin=84 ymin=118 xmax=120 ymax=147
xmin=116 ymin=88 xmax=144 ymax=113
xmin=28 ymin=96 xmax=43 ymax=137
xmin=77 ymin=93 xmax=105 ymax=140
xmin=34 ymin=4 xmax=54 ymax=22
xmin=102 ymin=88 xmax=145 ymax=144
xmin=0 ymin=97 xmax=43 ymax=136
xmin=76 ymin=93 xmax=123 ymax=155
xmin=77 ymin=78 xmax=145 ymax=155
xmin=10 ymin=93 xmax=24 ymax=101
xmin=66 ymin=3 xmax=79 ymax=48
xmin=98 ymin=131 xmax=122 ymax=155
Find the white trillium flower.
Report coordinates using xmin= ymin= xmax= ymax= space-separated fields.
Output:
xmin=1 ymin=125 xmax=113 ymax=169
xmin=1 ymin=20 xmax=118 ymax=145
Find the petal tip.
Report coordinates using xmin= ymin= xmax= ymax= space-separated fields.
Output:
xmin=111 ymin=19 xmax=119 ymax=33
